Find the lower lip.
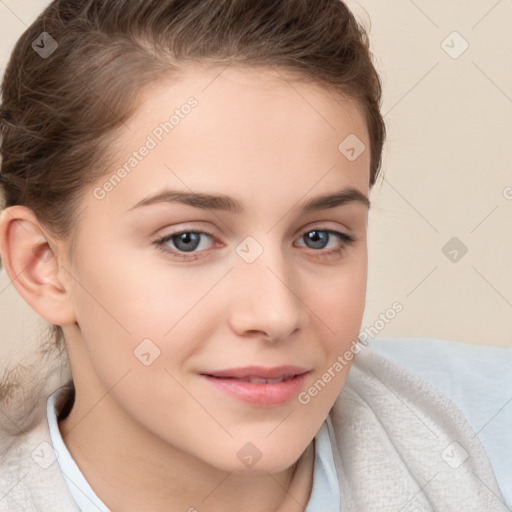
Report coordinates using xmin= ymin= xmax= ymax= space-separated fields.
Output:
xmin=201 ymin=373 xmax=309 ymax=406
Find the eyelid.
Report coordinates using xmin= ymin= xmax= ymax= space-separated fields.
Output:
xmin=154 ymin=220 xmax=354 ymax=244
xmin=152 ymin=222 xmax=357 ymax=261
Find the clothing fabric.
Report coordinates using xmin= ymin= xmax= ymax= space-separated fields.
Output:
xmin=1 ymin=339 xmax=510 ymax=511
xmin=329 ymin=340 xmax=510 ymax=511
xmin=46 ymin=387 xmax=110 ymax=512
xmin=366 ymin=336 xmax=512 ymax=507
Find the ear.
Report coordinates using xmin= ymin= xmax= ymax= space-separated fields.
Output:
xmin=0 ymin=205 xmax=77 ymax=326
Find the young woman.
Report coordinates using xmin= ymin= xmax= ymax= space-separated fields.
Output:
xmin=0 ymin=1 xmax=509 ymax=510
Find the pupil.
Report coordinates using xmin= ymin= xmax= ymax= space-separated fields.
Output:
xmin=307 ymin=230 xmax=327 ymax=249
xmin=175 ymin=232 xmax=199 ymax=252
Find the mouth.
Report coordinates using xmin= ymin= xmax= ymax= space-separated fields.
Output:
xmin=199 ymin=365 xmax=310 ymax=406
xmin=209 ymin=375 xmax=297 ymax=384
xmin=201 ymin=365 xmax=310 ymax=380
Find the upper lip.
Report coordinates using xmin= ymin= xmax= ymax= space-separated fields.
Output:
xmin=201 ymin=365 xmax=310 ymax=379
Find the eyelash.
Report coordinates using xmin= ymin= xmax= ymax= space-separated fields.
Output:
xmin=152 ymin=227 xmax=356 ymax=262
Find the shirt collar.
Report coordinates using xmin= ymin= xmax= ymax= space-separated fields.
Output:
xmin=47 ymin=386 xmax=110 ymax=512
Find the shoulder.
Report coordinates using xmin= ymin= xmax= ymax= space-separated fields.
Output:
xmin=327 ymin=341 xmax=511 ymax=510
xmin=366 ymin=337 xmax=512 ymax=506
xmin=364 ymin=338 xmax=512 ymax=458
xmin=0 ymin=402 xmax=79 ymax=511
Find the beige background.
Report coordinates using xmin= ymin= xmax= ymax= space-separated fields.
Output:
xmin=0 ymin=0 xmax=511 ymax=356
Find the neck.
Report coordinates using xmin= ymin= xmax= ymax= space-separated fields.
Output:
xmin=58 ymin=390 xmax=315 ymax=512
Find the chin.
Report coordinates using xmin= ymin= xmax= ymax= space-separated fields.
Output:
xmin=211 ymin=438 xmax=309 ymax=476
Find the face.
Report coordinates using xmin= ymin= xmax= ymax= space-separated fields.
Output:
xmin=61 ymin=64 xmax=370 ymax=475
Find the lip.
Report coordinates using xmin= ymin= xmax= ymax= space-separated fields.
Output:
xmin=201 ymin=365 xmax=310 ymax=380
xmin=200 ymin=366 xmax=310 ymax=406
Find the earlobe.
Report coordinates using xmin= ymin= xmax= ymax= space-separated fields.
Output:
xmin=0 ymin=205 xmax=77 ymax=326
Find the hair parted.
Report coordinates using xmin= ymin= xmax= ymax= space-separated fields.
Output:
xmin=0 ymin=0 xmax=386 ymax=435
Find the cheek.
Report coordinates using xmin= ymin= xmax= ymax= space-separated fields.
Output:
xmin=73 ymin=242 xmax=188 ymax=335
xmin=304 ymin=260 xmax=366 ymax=392
xmin=308 ymin=259 xmax=367 ymax=331
xmin=70 ymin=251 xmax=221 ymax=385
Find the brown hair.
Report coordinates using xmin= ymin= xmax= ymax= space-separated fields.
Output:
xmin=0 ymin=0 xmax=386 ymax=434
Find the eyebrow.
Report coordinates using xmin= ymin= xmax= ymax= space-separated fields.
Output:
xmin=127 ymin=186 xmax=370 ymax=214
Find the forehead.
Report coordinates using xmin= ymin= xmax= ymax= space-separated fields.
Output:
xmin=135 ymin=63 xmax=368 ymax=133
xmin=126 ymin=64 xmax=368 ymax=152
xmin=90 ymin=64 xmax=370 ymax=215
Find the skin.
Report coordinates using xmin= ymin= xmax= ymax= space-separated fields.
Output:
xmin=0 ymin=64 xmax=370 ymax=511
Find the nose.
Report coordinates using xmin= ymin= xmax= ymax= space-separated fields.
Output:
xmin=227 ymin=243 xmax=307 ymax=343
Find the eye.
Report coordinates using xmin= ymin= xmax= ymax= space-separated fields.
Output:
xmin=153 ymin=230 xmax=216 ymax=261
xmin=153 ymin=227 xmax=356 ymax=261
xmin=295 ymin=229 xmax=356 ymax=258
